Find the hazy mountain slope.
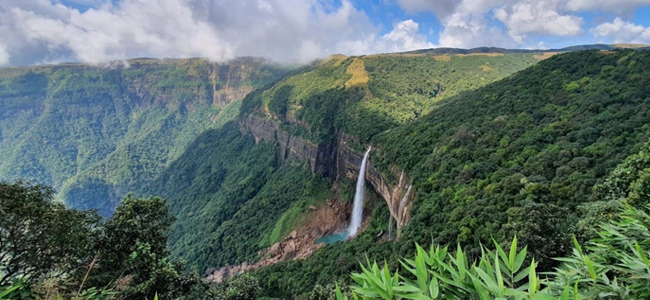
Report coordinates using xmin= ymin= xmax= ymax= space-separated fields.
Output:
xmin=0 ymin=58 xmax=288 ymax=215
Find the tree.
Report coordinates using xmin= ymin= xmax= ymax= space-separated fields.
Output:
xmin=0 ymin=181 xmax=98 ymax=285
xmin=214 ymin=274 xmax=261 ymax=300
xmin=502 ymin=203 xmax=576 ymax=271
xmin=88 ymin=195 xmax=181 ymax=299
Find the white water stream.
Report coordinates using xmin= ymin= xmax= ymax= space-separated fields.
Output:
xmin=347 ymin=147 xmax=371 ymax=237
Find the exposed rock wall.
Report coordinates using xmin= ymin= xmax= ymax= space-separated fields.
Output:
xmin=210 ymin=62 xmax=256 ymax=107
xmin=207 ymin=199 xmax=350 ymax=283
xmin=240 ymin=114 xmax=337 ymax=176
xmin=239 ymin=114 xmax=414 ymax=221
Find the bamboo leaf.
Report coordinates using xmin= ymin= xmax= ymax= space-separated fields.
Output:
xmin=514 ymin=246 xmax=527 ymax=273
xmin=494 ymin=240 xmax=509 ymax=269
xmin=495 ymin=254 xmax=505 ymax=292
xmin=475 ymin=267 xmax=500 ymax=294
xmin=429 ymin=276 xmax=440 ymax=298
xmin=383 ymin=262 xmax=393 ymax=298
xmin=584 ymin=255 xmax=598 ymax=280
xmin=634 ymin=241 xmax=650 ymax=267
xmin=559 ymin=285 xmax=570 ymax=300
xmin=509 ymin=236 xmax=518 ymax=271
xmin=572 ymin=236 xmax=583 ymax=257
xmin=529 ymin=259 xmax=538 ymax=296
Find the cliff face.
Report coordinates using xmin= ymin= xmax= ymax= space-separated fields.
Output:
xmin=240 ymin=114 xmax=414 ymax=227
xmin=240 ymin=114 xmax=337 ymax=176
xmin=211 ymin=61 xmax=259 ymax=107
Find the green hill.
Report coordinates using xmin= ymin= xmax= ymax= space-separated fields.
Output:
xmin=247 ymin=49 xmax=650 ymax=298
xmin=0 ymin=58 xmax=288 ymax=215
xmin=4 ymin=46 xmax=650 ymax=299
xmin=242 ymin=51 xmax=543 ymax=145
xmin=141 ymin=50 xmax=547 ymax=271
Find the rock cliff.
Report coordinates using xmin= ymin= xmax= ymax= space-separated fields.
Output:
xmin=239 ymin=113 xmax=415 ymax=235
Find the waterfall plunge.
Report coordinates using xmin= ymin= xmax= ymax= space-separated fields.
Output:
xmin=347 ymin=147 xmax=371 ymax=238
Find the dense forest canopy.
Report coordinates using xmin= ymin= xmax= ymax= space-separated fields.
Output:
xmin=243 ymin=49 xmax=650 ymax=298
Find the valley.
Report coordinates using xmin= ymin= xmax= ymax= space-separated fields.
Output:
xmin=2 ymin=45 xmax=650 ymax=299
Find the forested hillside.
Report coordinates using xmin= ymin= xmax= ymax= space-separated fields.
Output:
xmin=242 ymin=49 xmax=650 ymax=298
xmin=0 ymin=58 xmax=288 ymax=215
xmin=243 ymin=51 xmax=541 ymax=145
xmin=144 ymin=50 xmax=545 ymax=272
xmin=3 ymin=46 xmax=650 ymax=300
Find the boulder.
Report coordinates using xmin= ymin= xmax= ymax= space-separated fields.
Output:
xmin=284 ymin=240 xmax=297 ymax=258
xmin=269 ymin=242 xmax=282 ymax=257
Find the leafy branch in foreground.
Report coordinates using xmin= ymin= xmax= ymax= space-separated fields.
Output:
xmin=550 ymin=204 xmax=650 ymax=299
xmin=338 ymin=238 xmax=564 ymax=300
xmin=336 ymin=204 xmax=650 ymax=299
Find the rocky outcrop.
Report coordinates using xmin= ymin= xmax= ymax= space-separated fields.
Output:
xmin=210 ymin=62 xmax=256 ymax=107
xmin=240 ymin=114 xmax=415 ymax=231
xmin=240 ymin=114 xmax=337 ymax=176
xmin=207 ymin=199 xmax=350 ymax=283
xmin=336 ymin=134 xmax=414 ymax=239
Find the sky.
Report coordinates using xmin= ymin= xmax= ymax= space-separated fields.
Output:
xmin=1 ymin=0 xmax=650 ymax=66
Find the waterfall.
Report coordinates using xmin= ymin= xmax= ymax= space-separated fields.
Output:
xmin=348 ymin=147 xmax=371 ymax=238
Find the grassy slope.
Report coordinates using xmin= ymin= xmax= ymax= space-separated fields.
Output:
xmin=243 ymin=52 xmax=540 ymax=147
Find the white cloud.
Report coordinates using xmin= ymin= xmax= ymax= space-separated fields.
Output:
xmin=592 ymin=18 xmax=650 ymax=43
xmin=377 ymin=20 xmax=435 ymax=52
xmin=397 ymin=0 xmax=583 ymax=48
xmin=566 ymin=0 xmax=650 ymax=17
xmin=0 ymin=44 xmax=9 ymax=65
xmin=396 ymin=0 xmax=649 ymax=48
xmin=438 ymin=9 xmax=515 ymax=48
xmin=0 ymin=0 xmax=434 ymax=66
xmin=494 ymin=1 xmax=583 ymax=43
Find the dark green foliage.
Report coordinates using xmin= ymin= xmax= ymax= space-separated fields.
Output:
xmin=373 ymin=50 xmax=650 ymax=266
xmin=213 ymin=274 xmax=261 ymax=300
xmin=502 ymin=204 xmax=576 ymax=271
xmin=143 ymin=122 xmax=278 ymax=268
xmin=198 ymin=166 xmax=331 ymax=266
xmin=144 ymin=121 xmax=336 ymax=270
xmin=0 ymin=182 xmax=206 ymax=300
xmin=268 ymin=85 xmax=292 ymax=117
xmin=593 ymin=140 xmax=650 ymax=208
xmin=90 ymin=196 xmax=175 ymax=287
xmin=0 ymin=181 xmax=98 ymax=285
